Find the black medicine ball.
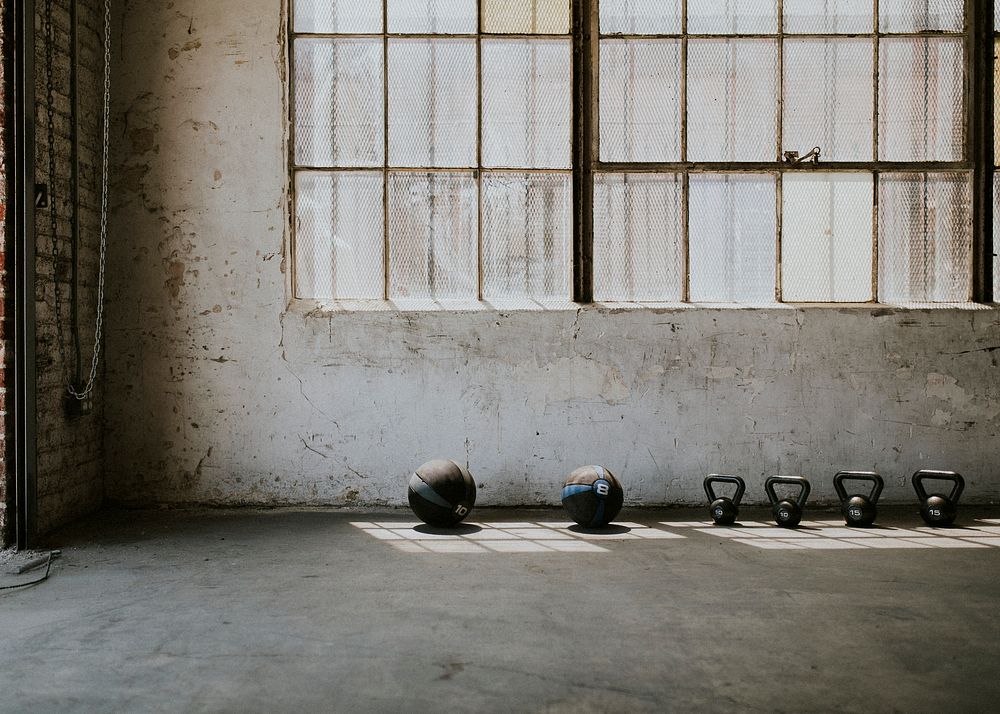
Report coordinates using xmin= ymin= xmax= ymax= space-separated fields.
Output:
xmin=407 ymin=459 xmax=477 ymax=527
xmin=561 ymin=465 xmax=624 ymax=527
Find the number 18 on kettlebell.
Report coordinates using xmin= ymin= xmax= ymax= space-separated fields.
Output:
xmin=765 ymin=476 xmax=811 ymax=528
xmin=703 ymin=474 xmax=746 ymax=526
xmin=912 ymin=470 xmax=965 ymax=527
xmin=833 ymin=471 xmax=884 ymax=527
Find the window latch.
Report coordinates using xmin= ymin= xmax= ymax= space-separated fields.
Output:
xmin=782 ymin=146 xmax=822 ymax=165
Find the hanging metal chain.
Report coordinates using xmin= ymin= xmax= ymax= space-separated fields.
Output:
xmin=68 ymin=0 xmax=112 ymax=400
xmin=44 ymin=0 xmax=112 ymax=401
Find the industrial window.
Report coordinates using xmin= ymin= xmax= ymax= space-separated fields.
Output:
xmin=289 ymin=1 xmax=996 ymax=306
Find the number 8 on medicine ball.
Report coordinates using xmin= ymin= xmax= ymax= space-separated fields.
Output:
xmin=407 ymin=459 xmax=477 ymax=527
xmin=561 ymin=465 xmax=624 ymax=527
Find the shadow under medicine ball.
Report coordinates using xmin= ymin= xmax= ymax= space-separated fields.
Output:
xmin=407 ymin=459 xmax=477 ymax=527
xmin=561 ymin=465 xmax=624 ymax=528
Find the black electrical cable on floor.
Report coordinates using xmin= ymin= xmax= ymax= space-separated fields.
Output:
xmin=0 ymin=552 xmax=56 ymax=591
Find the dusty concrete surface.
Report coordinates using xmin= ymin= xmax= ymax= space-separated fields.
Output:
xmin=2 ymin=507 xmax=1000 ymax=713
xmin=104 ymin=0 xmax=1000 ymax=510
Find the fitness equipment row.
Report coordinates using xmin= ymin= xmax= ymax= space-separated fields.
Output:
xmin=405 ymin=459 xmax=967 ymax=532
xmin=704 ymin=470 xmax=966 ymax=529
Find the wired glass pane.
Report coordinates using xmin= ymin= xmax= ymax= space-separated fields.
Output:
xmin=388 ymin=172 xmax=478 ymax=301
xmin=387 ymin=0 xmax=477 ymax=34
xmin=482 ymin=39 xmax=572 ymax=170
xmin=689 ymin=175 xmax=777 ymax=304
xmin=687 ymin=0 xmax=778 ymax=34
xmin=599 ymin=39 xmax=682 ymax=163
xmin=294 ymin=0 xmax=382 ymax=34
xmin=387 ymin=39 xmax=477 ymax=168
xmin=295 ymin=172 xmax=384 ymax=300
xmin=781 ymin=173 xmax=874 ymax=303
xmin=878 ymin=173 xmax=971 ymax=303
xmin=783 ymin=0 xmax=872 ymax=34
xmin=483 ymin=0 xmax=570 ymax=34
xmin=600 ymin=0 xmax=682 ymax=35
xmin=687 ymin=40 xmax=779 ymax=162
xmin=783 ymin=39 xmax=873 ymax=162
xmin=593 ymin=173 xmax=684 ymax=302
xmin=294 ymin=38 xmax=384 ymax=168
xmin=482 ymin=173 xmax=571 ymax=301
xmin=879 ymin=0 xmax=963 ymax=32
xmin=878 ymin=38 xmax=964 ymax=162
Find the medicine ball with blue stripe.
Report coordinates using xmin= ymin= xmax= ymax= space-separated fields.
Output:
xmin=561 ymin=465 xmax=624 ymax=527
xmin=407 ymin=459 xmax=477 ymax=527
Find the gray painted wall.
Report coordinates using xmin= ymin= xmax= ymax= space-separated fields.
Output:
xmin=104 ymin=0 xmax=1000 ymax=509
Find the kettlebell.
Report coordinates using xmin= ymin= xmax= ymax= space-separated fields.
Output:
xmin=703 ymin=474 xmax=746 ymax=526
xmin=912 ymin=470 xmax=965 ymax=527
xmin=833 ymin=471 xmax=884 ymax=527
xmin=764 ymin=476 xmax=811 ymax=528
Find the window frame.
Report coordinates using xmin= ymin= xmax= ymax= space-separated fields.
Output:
xmin=288 ymin=0 xmax=996 ymax=305
xmin=977 ymin=0 xmax=997 ymax=302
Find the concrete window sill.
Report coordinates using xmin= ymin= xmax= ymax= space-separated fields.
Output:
xmin=291 ymin=299 xmax=999 ymax=316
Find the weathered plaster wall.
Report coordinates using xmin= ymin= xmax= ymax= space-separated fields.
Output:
xmin=34 ymin=0 xmax=106 ymax=533
xmin=105 ymin=0 xmax=1000 ymax=508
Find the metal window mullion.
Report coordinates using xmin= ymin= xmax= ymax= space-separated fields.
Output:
xmin=680 ymin=0 xmax=689 ymax=301
xmin=681 ymin=172 xmax=690 ymax=302
xmin=872 ymin=0 xmax=880 ymax=302
xmin=776 ymin=0 xmax=783 ymax=302
xmin=571 ymin=0 xmax=595 ymax=302
xmin=776 ymin=171 xmax=783 ymax=302
xmin=777 ymin=0 xmax=783 ymax=163
xmin=477 ymin=0 xmax=483 ymax=300
xmin=288 ymin=5 xmax=298 ymax=301
xmin=680 ymin=0 xmax=687 ymax=165
xmin=872 ymin=170 xmax=880 ymax=302
xmin=971 ymin=0 xmax=995 ymax=301
xmin=382 ymin=0 xmax=390 ymax=300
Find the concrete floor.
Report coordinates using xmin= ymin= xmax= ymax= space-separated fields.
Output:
xmin=2 ymin=507 xmax=1000 ymax=713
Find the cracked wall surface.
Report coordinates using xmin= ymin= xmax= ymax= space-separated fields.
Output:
xmin=103 ymin=0 xmax=1000 ymax=509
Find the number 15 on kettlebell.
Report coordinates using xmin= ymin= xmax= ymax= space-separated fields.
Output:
xmin=833 ymin=471 xmax=884 ymax=527
xmin=912 ymin=470 xmax=965 ymax=527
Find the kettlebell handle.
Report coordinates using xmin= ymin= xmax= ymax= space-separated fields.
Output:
xmin=833 ymin=471 xmax=884 ymax=504
xmin=764 ymin=475 xmax=811 ymax=509
xmin=912 ymin=470 xmax=964 ymax=503
xmin=704 ymin=474 xmax=746 ymax=505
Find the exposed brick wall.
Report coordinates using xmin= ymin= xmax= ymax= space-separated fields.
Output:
xmin=33 ymin=0 xmax=104 ymax=534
